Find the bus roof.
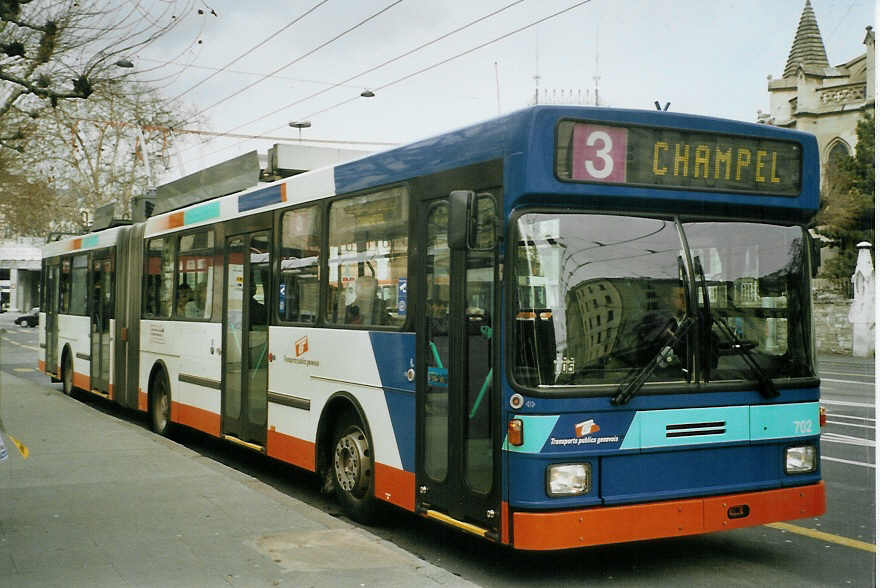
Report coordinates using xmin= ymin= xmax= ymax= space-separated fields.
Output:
xmin=45 ymin=106 xmax=820 ymax=256
xmin=335 ymin=106 xmax=819 ymax=222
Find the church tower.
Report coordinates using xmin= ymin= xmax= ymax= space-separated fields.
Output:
xmin=762 ymin=0 xmax=874 ymax=179
xmin=783 ymin=0 xmax=830 ymax=78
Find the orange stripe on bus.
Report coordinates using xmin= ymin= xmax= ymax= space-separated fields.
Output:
xmin=280 ymin=183 xmax=287 ymax=202
xmin=500 ymin=501 xmax=510 ymax=545
xmin=38 ymin=359 xmax=45 ymax=372
xmin=266 ymin=428 xmax=316 ymax=472
xmin=72 ymin=238 xmax=82 ymax=250
xmin=703 ymin=481 xmax=826 ymax=532
xmin=73 ymin=371 xmax=89 ymax=391
xmin=137 ymin=388 xmax=148 ymax=412
xmin=168 ymin=211 xmax=185 ymax=229
xmin=512 ymin=482 xmax=826 ymax=551
xmin=374 ymin=463 xmax=415 ymax=511
xmin=170 ymin=401 xmax=221 ymax=436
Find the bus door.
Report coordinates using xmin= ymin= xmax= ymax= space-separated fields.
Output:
xmin=418 ymin=195 xmax=499 ymax=533
xmin=45 ymin=260 xmax=60 ymax=376
xmin=222 ymin=231 xmax=271 ymax=448
xmin=89 ymin=249 xmax=114 ymax=395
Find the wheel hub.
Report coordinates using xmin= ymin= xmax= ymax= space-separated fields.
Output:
xmin=334 ymin=429 xmax=370 ymax=496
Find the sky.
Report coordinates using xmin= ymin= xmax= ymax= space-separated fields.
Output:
xmin=124 ymin=0 xmax=877 ymax=184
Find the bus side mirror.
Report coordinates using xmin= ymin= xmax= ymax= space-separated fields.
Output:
xmin=449 ymin=190 xmax=476 ymax=250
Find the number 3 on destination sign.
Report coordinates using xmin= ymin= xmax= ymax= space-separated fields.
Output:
xmin=571 ymin=123 xmax=628 ymax=183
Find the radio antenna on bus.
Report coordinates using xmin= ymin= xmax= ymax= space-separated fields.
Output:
xmin=654 ymin=101 xmax=671 ymax=111
xmin=593 ymin=20 xmax=600 ymax=106
xmin=533 ymin=30 xmax=541 ymax=106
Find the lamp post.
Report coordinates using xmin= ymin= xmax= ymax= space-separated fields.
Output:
xmin=289 ymin=121 xmax=311 ymax=141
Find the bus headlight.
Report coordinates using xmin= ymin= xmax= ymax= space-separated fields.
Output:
xmin=786 ymin=445 xmax=817 ymax=474
xmin=547 ymin=463 xmax=591 ymax=496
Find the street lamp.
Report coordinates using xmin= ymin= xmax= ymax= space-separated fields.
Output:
xmin=289 ymin=121 xmax=311 ymax=141
xmin=360 ymin=89 xmax=375 ymax=98
xmin=115 ymin=59 xmax=134 ymax=68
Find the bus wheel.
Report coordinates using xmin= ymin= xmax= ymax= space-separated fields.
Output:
xmin=61 ymin=351 xmax=73 ymax=396
xmin=331 ymin=414 xmax=376 ymax=523
xmin=150 ymin=371 xmax=171 ymax=436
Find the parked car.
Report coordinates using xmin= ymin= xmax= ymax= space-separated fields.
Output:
xmin=14 ymin=308 xmax=39 ymax=328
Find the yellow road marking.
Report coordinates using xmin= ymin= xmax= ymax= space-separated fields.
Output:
xmin=765 ymin=522 xmax=875 ymax=553
xmin=13 ymin=368 xmax=33 ymax=373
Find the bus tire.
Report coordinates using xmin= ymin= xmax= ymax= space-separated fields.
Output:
xmin=61 ymin=350 xmax=73 ymax=396
xmin=150 ymin=368 xmax=172 ymax=436
xmin=331 ymin=412 xmax=377 ymax=523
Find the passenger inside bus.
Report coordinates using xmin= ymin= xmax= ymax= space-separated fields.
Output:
xmin=177 ymin=283 xmax=193 ymax=317
xmin=634 ymin=284 xmax=686 ymax=367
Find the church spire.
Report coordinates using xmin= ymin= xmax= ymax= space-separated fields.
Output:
xmin=784 ymin=0 xmax=830 ymax=77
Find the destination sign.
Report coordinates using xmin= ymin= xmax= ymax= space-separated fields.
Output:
xmin=556 ymin=120 xmax=802 ymax=196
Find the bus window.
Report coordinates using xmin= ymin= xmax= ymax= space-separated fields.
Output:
xmin=513 ymin=214 xmax=689 ymax=388
xmin=59 ymin=258 xmax=71 ymax=313
xmin=144 ymin=237 xmax=174 ymax=318
xmin=684 ymin=221 xmax=811 ymax=380
xmin=69 ymin=254 xmax=88 ymax=315
xmin=279 ymin=206 xmax=321 ymax=323
xmin=327 ymin=187 xmax=408 ymax=328
xmin=176 ymin=230 xmax=214 ymax=320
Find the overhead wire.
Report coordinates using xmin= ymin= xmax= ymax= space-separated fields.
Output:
xmin=136 ymin=57 xmax=363 ymax=90
xmin=188 ymin=0 xmax=527 ymax=149
xmin=176 ymin=0 xmax=529 ymax=161
xmin=88 ymin=0 xmax=198 ymax=75
xmin=166 ymin=0 xmax=330 ymax=104
xmin=183 ymin=0 xmax=592 ymax=166
xmin=181 ymin=0 xmax=404 ymax=125
xmin=300 ymin=0 xmax=592 ymax=121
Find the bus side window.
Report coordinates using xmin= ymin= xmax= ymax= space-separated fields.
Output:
xmin=327 ymin=187 xmax=408 ymax=328
xmin=59 ymin=258 xmax=72 ymax=313
xmin=279 ymin=206 xmax=321 ymax=323
xmin=177 ymin=230 xmax=215 ymax=320
xmin=144 ymin=237 xmax=174 ymax=318
xmin=70 ymin=254 xmax=88 ymax=315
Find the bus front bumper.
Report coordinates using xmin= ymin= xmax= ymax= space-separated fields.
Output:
xmin=512 ymin=481 xmax=825 ymax=550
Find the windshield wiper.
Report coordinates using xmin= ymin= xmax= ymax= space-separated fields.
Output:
xmin=611 ymin=315 xmax=696 ymax=406
xmin=693 ymin=256 xmax=778 ymax=399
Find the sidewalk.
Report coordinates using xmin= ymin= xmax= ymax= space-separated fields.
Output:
xmin=0 ymin=366 xmax=476 ymax=587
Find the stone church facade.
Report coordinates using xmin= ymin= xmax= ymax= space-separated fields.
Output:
xmin=759 ymin=0 xmax=874 ymax=178
xmin=760 ymin=1 xmax=876 ymax=355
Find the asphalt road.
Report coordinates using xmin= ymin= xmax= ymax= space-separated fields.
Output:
xmin=0 ymin=317 xmax=875 ymax=587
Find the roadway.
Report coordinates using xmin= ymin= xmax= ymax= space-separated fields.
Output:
xmin=0 ymin=317 xmax=875 ymax=587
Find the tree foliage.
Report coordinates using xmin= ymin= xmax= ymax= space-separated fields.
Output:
xmin=0 ymin=1 xmax=205 ymax=236
xmin=815 ymin=112 xmax=875 ymax=278
xmin=18 ymin=79 xmax=194 ymax=231
xmin=0 ymin=149 xmax=60 ymax=237
xmin=0 ymin=0 xmax=194 ymax=150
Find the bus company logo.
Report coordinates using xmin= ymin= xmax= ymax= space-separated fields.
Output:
xmin=575 ymin=419 xmax=600 ymax=437
xmin=550 ymin=417 xmax=619 ymax=447
xmin=295 ymin=336 xmax=309 ymax=357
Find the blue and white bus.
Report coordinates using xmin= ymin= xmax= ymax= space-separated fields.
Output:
xmin=41 ymin=106 xmax=825 ymax=550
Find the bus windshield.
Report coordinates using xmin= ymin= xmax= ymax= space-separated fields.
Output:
xmin=512 ymin=213 xmax=812 ymax=390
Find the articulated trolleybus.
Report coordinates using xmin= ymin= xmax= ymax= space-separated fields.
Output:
xmin=40 ymin=106 xmax=825 ymax=550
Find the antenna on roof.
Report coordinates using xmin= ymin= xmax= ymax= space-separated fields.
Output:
xmin=654 ymin=101 xmax=671 ymax=111
xmin=593 ymin=21 xmax=600 ymax=106
xmin=533 ymin=29 xmax=541 ymax=106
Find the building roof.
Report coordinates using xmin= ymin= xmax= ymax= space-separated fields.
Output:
xmin=784 ymin=0 xmax=830 ymax=78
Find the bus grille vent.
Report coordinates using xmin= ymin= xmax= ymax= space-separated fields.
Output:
xmin=665 ymin=421 xmax=726 ymax=438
